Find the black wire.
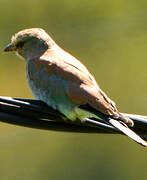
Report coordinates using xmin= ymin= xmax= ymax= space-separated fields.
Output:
xmin=0 ymin=96 xmax=147 ymax=139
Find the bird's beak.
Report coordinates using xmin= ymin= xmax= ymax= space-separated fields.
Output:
xmin=3 ymin=43 xmax=16 ymax=52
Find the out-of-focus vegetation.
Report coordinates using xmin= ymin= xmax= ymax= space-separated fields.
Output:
xmin=0 ymin=0 xmax=147 ymax=179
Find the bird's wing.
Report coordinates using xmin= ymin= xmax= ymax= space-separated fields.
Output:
xmin=34 ymin=55 xmax=118 ymax=117
xmin=33 ymin=56 xmax=147 ymax=147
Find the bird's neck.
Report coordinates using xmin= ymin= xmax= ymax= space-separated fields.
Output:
xmin=20 ymin=39 xmax=54 ymax=61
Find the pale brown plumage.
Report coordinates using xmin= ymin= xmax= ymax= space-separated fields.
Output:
xmin=4 ymin=28 xmax=147 ymax=147
xmin=34 ymin=46 xmax=131 ymax=125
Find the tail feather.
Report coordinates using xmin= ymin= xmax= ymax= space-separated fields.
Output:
xmin=117 ymin=113 xmax=134 ymax=127
xmin=109 ymin=118 xmax=147 ymax=147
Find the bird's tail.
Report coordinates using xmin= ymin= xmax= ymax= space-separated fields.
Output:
xmin=84 ymin=117 xmax=147 ymax=147
xmin=80 ymin=104 xmax=147 ymax=147
xmin=109 ymin=118 xmax=147 ymax=147
xmin=117 ymin=113 xmax=134 ymax=127
xmin=0 ymin=96 xmax=146 ymax=147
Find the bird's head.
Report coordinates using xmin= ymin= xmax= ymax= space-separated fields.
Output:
xmin=4 ymin=28 xmax=55 ymax=60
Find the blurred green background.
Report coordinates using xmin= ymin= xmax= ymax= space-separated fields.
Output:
xmin=0 ymin=0 xmax=147 ymax=179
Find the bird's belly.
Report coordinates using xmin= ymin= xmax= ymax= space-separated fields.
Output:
xmin=26 ymin=62 xmax=97 ymax=121
xmin=27 ymin=64 xmax=79 ymax=120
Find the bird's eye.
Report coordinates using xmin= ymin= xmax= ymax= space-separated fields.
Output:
xmin=16 ymin=41 xmax=25 ymax=48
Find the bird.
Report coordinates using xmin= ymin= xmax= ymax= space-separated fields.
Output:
xmin=4 ymin=28 xmax=147 ymax=147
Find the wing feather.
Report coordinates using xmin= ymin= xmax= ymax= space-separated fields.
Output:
xmin=36 ymin=55 xmax=118 ymax=117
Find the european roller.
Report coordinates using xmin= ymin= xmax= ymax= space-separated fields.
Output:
xmin=4 ymin=28 xmax=147 ymax=147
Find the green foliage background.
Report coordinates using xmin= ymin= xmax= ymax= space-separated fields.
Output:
xmin=0 ymin=0 xmax=147 ymax=179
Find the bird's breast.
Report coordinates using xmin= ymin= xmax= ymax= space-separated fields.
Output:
xmin=26 ymin=60 xmax=76 ymax=110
